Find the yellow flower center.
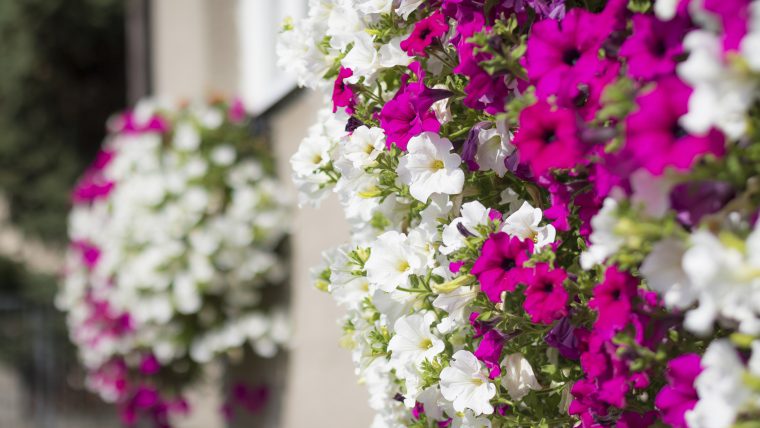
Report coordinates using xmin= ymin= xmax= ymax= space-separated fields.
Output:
xmin=419 ymin=338 xmax=433 ymax=350
xmin=312 ymin=154 xmax=323 ymax=164
xmin=397 ymin=260 xmax=410 ymax=272
xmin=431 ymin=159 xmax=444 ymax=170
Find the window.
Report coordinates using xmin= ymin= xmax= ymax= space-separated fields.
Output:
xmin=238 ymin=0 xmax=308 ymax=115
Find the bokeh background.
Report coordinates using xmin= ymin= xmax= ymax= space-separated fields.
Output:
xmin=0 ymin=1 xmax=372 ymax=426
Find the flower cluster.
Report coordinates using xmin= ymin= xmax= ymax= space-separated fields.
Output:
xmin=281 ymin=0 xmax=760 ymax=427
xmin=58 ymin=99 xmax=290 ymax=426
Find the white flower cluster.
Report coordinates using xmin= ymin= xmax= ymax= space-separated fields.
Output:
xmin=642 ymin=226 xmax=760 ymax=336
xmin=276 ymin=0 xmax=413 ymax=90
xmin=676 ymin=0 xmax=760 ymax=140
xmin=687 ymin=339 xmax=760 ymax=428
xmin=280 ymin=2 xmax=566 ymax=426
xmin=301 ymin=120 xmax=555 ymax=426
xmin=58 ymin=100 xmax=291 ymax=390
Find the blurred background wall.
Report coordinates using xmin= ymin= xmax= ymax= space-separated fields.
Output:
xmin=0 ymin=0 xmax=372 ymax=427
xmin=149 ymin=2 xmax=372 ymax=426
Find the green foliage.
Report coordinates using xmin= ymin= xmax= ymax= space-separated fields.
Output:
xmin=0 ymin=0 xmax=126 ymax=242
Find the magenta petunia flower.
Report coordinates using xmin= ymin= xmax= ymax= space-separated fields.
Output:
xmin=597 ymin=375 xmax=630 ymax=408
xmin=400 ymin=10 xmax=449 ymax=57
xmin=451 ymin=17 xmax=510 ymax=115
xmin=625 ymin=77 xmax=725 ymax=176
xmin=513 ymin=101 xmax=584 ymax=177
xmin=72 ymin=149 xmax=116 ymax=204
xmin=523 ymin=263 xmax=569 ymax=325
xmin=617 ymin=411 xmax=658 ymax=428
xmin=524 ymin=8 xmax=609 ymax=101
xmin=589 ymin=266 xmax=638 ymax=339
xmin=228 ymin=97 xmax=247 ymax=123
xmin=474 ymin=329 xmax=506 ymax=379
xmin=471 ymin=232 xmax=533 ymax=303
xmin=619 ymin=14 xmax=689 ymax=81
xmin=654 ymin=354 xmax=702 ymax=428
xmin=139 ymin=354 xmax=161 ymax=375
xmin=332 ymin=66 xmax=356 ymax=114
xmin=379 ymin=62 xmax=451 ymax=150
xmin=117 ymin=110 xmax=168 ymax=134
xmin=72 ymin=240 xmax=102 ymax=270
xmin=703 ymin=0 xmax=751 ymax=52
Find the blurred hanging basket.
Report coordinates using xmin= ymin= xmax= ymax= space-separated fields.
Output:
xmin=57 ymin=98 xmax=291 ymax=426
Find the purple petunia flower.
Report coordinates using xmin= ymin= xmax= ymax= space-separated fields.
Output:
xmin=545 ymin=316 xmax=582 ymax=360
xmin=670 ymin=180 xmax=735 ymax=227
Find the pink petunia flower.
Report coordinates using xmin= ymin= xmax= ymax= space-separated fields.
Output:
xmin=523 ymin=263 xmax=569 ymax=325
xmin=400 ymin=10 xmax=449 ymax=57
xmin=379 ymin=62 xmax=451 ymax=150
xmin=703 ymin=0 xmax=751 ymax=52
xmin=654 ymin=354 xmax=702 ymax=428
xmin=512 ymin=100 xmax=585 ymax=177
xmin=332 ymin=67 xmax=356 ymax=114
xmin=619 ymin=14 xmax=689 ymax=81
xmin=471 ymin=232 xmax=533 ymax=303
xmin=588 ymin=266 xmax=638 ymax=340
xmin=625 ymin=77 xmax=725 ymax=176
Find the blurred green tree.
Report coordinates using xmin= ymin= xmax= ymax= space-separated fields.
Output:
xmin=0 ymin=1 xmax=126 ymax=423
xmin=0 ymin=0 xmax=126 ymax=242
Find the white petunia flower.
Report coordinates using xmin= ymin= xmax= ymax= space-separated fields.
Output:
xmin=499 ymin=188 xmax=521 ymax=215
xmin=680 ymin=228 xmax=760 ymax=336
xmin=654 ymin=0 xmax=678 ymax=20
xmin=326 ymin=0 xmax=366 ymax=51
xmin=475 ymin=122 xmax=514 ymax=177
xmin=630 ymin=169 xmax=673 ymax=218
xmin=500 ymin=353 xmax=542 ymax=401
xmin=440 ymin=350 xmax=496 ymax=415
xmin=336 ymin=126 xmax=386 ymax=173
xmin=342 ymin=32 xmax=381 ymax=83
xmin=365 ymin=231 xmax=427 ymax=292
xmin=686 ymin=340 xmax=750 ymax=428
xmin=441 ymin=201 xmax=491 ymax=255
xmin=451 ymin=410 xmax=493 ymax=428
xmin=378 ymin=36 xmax=413 ymax=69
xmin=173 ymin=122 xmax=201 ymax=151
xmin=502 ymin=201 xmax=556 ymax=249
xmin=388 ymin=312 xmax=445 ymax=366
xmin=678 ymin=30 xmax=757 ymax=140
xmin=433 ymin=285 xmax=478 ymax=327
xmin=211 ymin=145 xmax=236 ymax=166
xmin=396 ymin=0 xmax=425 ymax=19
xmin=744 ymin=3 xmax=760 ymax=73
xmin=290 ymin=134 xmax=335 ymax=206
xmin=640 ymin=238 xmax=696 ymax=309
xmin=358 ymin=0 xmax=394 ymax=14
xmin=580 ymin=198 xmax=622 ymax=269
xmin=397 ymin=132 xmax=465 ymax=203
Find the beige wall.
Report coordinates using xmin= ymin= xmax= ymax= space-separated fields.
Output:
xmin=150 ymin=1 xmax=372 ymax=427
